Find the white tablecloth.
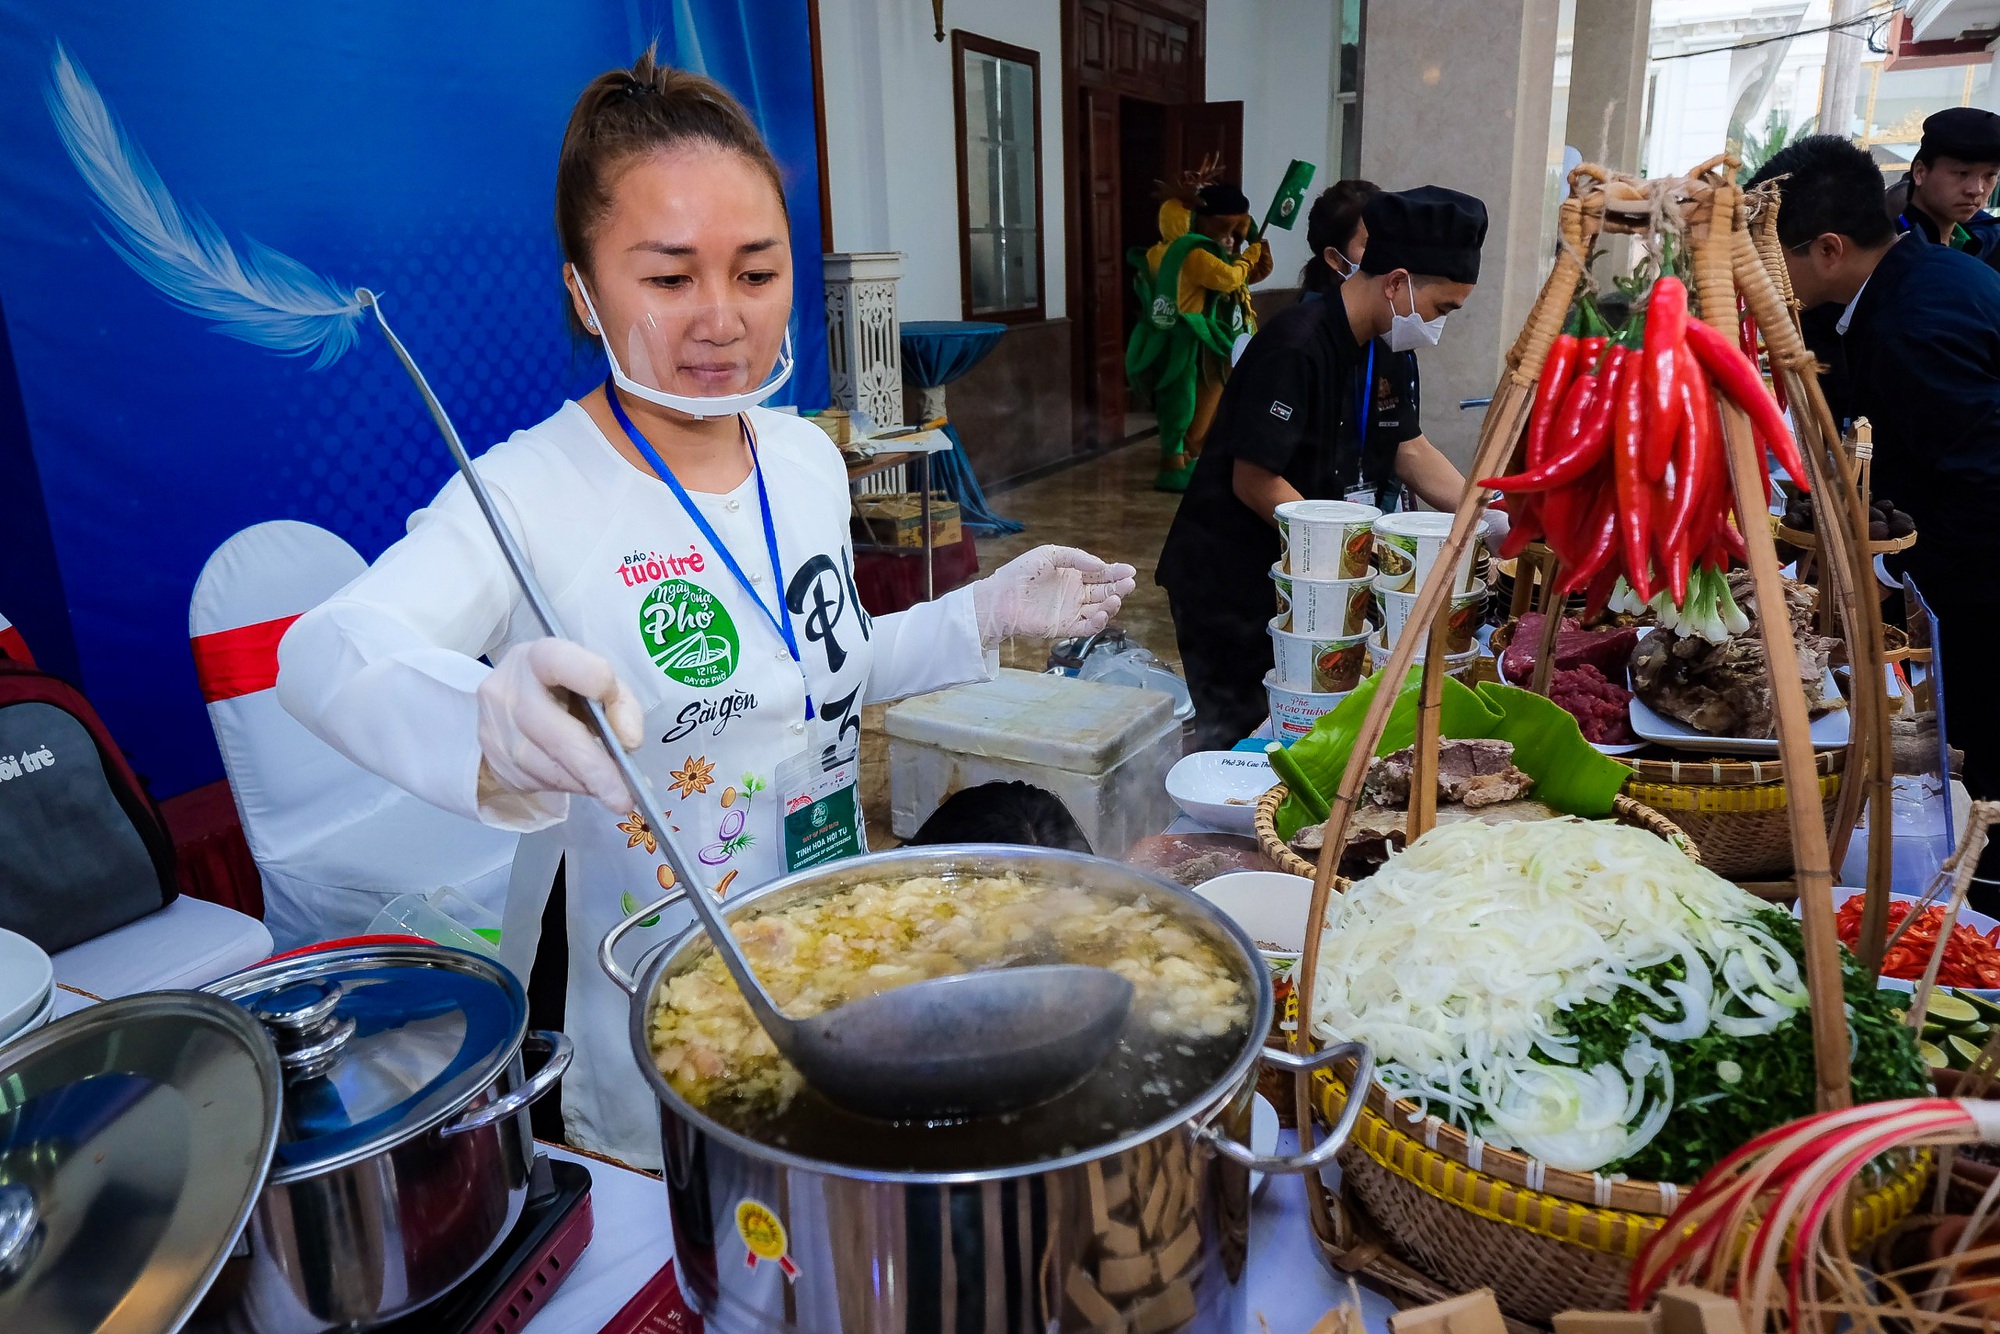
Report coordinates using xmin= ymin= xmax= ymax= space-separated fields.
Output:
xmin=52 ymin=894 xmax=272 ymax=996
xmin=523 ymin=1133 xmax=1399 ymax=1334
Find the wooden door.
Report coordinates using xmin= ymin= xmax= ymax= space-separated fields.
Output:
xmin=1078 ymin=86 xmax=1126 ymax=449
xmin=1164 ymin=100 xmax=1243 ymax=196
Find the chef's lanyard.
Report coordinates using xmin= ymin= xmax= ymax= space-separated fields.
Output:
xmin=603 ymin=380 xmax=814 ymax=721
xmin=1351 ymin=342 xmax=1375 ymax=482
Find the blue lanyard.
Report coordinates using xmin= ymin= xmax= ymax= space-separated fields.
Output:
xmin=1354 ymin=341 xmax=1375 ymax=440
xmin=603 ymin=380 xmax=814 ymax=719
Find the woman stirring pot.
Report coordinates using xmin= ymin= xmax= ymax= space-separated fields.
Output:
xmin=278 ymin=53 xmax=1135 ymax=1169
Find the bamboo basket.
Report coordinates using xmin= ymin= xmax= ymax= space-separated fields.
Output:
xmin=1311 ymin=1069 xmax=1929 ymax=1323
xmin=1282 ymin=161 xmax=1902 ymax=1320
xmin=1622 ymin=750 xmax=1846 ymax=880
xmin=1251 ymin=784 xmax=1694 ymax=881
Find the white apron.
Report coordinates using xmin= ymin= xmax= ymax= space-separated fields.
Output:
xmin=278 ymin=402 xmax=991 ymax=1168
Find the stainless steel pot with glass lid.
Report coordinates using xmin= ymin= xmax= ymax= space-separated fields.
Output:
xmin=600 ymin=845 xmax=1372 ymax=1333
xmin=0 ymin=942 xmax=571 ymax=1334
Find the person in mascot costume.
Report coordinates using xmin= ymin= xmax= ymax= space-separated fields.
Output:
xmin=1126 ymin=158 xmax=1272 ymax=492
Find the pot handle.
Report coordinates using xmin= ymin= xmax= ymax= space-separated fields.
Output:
xmin=597 ymin=890 xmax=688 ymax=996
xmin=441 ymin=1031 xmax=574 ymax=1138
xmin=1196 ymin=1041 xmax=1374 ymax=1176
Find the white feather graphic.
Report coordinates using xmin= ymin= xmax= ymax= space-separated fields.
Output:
xmin=44 ymin=42 xmax=364 ymax=369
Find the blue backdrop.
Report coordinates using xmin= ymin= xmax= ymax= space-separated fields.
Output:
xmin=0 ymin=0 xmax=829 ymax=799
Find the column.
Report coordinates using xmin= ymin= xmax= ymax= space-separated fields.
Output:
xmin=1567 ymin=0 xmax=1652 ymax=170
xmin=1358 ymin=0 xmax=1566 ymax=470
xmin=822 ymin=251 xmax=906 ymax=431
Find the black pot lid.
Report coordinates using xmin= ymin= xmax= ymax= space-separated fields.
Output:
xmin=0 ymin=991 xmax=283 ymax=1334
xmin=204 ymin=943 xmax=527 ymax=1182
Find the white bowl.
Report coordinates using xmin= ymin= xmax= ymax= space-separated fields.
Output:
xmin=0 ymin=928 xmax=53 ymax=1043
xmin=1264 ymin=670 xmax=1352 ymax=743
xmin=1165 ymin=751 xmax=1276 ymax=835
xmin=2 ymin=986 xmax=55 ymax=1049
xmin=1194 ymin=870 xmax=1315 ymax=961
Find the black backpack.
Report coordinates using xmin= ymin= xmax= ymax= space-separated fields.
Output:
xmin=0 ymin=658 xmax=178 ymax=952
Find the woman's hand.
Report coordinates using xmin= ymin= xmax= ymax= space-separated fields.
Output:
xmin=971 ymin=546 xmax=1137 ymax=646
xmin=477 ymin=639 xmax=646 ymax=814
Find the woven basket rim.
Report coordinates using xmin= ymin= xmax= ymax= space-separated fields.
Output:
xmin=1316 ymin=1069 xmax=1929 ymax=1240
xmin=1624 ymin=746 xmax=1845 ymax=786
xmin=1626 ymin=769 xmax=1842 ymax=812
xmin=1253 ymin=784 xmax=1697 ymax=880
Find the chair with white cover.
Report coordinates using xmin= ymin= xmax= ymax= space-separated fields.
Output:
xmin=191 ymin=520 xmax=518 ymax=951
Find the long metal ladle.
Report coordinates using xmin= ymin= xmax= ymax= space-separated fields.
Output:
xmin=362 ymin=293 xmax=1134 ymax=1122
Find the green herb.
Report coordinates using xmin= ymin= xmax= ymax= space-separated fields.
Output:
xmin=1555 ymin=908 xmax=1927 ymax=1182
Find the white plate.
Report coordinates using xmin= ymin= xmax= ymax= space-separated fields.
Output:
xmin=1250 ymin=1093 xmax=1281 ymax=1197
xmin=1166 ymin=751 xmax=1276 ymax=835
xmin=0 ymin=928 xmax=52 ymax=1042
xmin=1591 ymin=740 xmax=1648 ymax=757
xmin=1627 ymin=641 xmax=1850 ymax=755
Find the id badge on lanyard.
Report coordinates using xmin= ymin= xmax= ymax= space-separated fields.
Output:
xmin=604 ymin=382 xmax=866 ymax=874
xmin=774 ymin=723 xmax=865 ymax=873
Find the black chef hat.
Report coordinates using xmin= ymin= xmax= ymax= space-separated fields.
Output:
xmin=1359 ymin=185 xmax=1490 ymax=284
xmin=1919 ymin=107 xmax=2000 ymax=166
xmin=1195 ymin=181 xmax=1250 ymax=218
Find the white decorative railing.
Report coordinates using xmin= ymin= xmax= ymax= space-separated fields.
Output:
xmin=824 ymin=251 xmax=907 ymax=496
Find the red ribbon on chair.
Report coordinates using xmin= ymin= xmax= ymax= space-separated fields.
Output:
xmin=190 ymin=614 xmax=302 ymax=702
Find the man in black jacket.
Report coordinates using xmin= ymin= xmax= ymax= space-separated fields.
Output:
xmin=1751 ymin=136 xmax=2000 ymax=801
xmin=1884 ymin=107 xmax=2000 ymax=269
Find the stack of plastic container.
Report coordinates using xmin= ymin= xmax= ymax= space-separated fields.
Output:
xmin=1367 ymin=512 xmax=1491 ymax=681
xmin=1264 ymin=500 xmax=1379 ymax=741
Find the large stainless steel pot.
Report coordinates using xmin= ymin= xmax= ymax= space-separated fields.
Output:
xmin=601 ymin=845 xmax=1371 ymax=1334
xmin=192 ymin=942 xmax=573 ymax=1332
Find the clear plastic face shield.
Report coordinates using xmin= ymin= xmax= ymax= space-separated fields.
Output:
xmin=574 ymin=274 xmax=794 ymax=419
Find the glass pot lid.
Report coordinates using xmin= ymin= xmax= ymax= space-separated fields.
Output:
xmin=0 ymin=991 xmax=283 ymax=1334
xmin=204 ymin=943 xmax=527 ymax=1182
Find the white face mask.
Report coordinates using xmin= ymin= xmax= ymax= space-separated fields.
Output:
xmin=574 ymin=277 xmax=794 ymax=419
xmin=1325 ymin=246 xmax=1357 ymax=280
xmin=1385 ymin=279 xmax=1447 ymax=352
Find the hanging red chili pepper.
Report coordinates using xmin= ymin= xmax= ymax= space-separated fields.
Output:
xmin=1582 ymin=559 xmax=1622 ymax=619
xmin=1479 ymin=345 xmax=1627 ymax=492
xmin=1535 ymin=349 xmax=1625 ymax=566
xmin=1555 ymin=502 xmax=1619 ymax=597
xmin=1497 ymin=331 xmax=1581 ymax=560
xmin=1611 ymin=338 xmax=1655 ymax=602
xmin=1660 ymin=364 xmax=1719 ymax=601
xmin=1682 ymin=318 xmax=1811 ymax=491
xmin=1641 ymin=278 xmax=1686 ymax=480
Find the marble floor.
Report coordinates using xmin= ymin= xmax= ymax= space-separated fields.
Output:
xmin=858 ymin=433 xmax=1181 ymax=839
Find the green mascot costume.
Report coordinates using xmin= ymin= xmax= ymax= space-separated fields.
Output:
xmin=1126 ymin=177 xmax=1270 ymax=492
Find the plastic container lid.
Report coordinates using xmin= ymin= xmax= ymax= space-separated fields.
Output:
xmin=0 ymin=992 xmax=283 ymax=1332
xmin=883 ymin=668 xmax=1178 ymax=772
xmin=203 ymin=943 xmax=527 ymax=1182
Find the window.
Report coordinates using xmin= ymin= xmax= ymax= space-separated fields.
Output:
xmin=954 ymin=33 xmax=1045 ymax=322
xmin=1328 ymin=0 xmax=1364 ymax=181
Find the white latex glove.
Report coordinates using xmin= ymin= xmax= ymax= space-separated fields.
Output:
xmin=476 ymin=639 xmax=646 ymax=815
xmin=971 ymin=545 xmax=1137 ymax=646
xmin=1482 ymin=501 xmax=1513 ymax=545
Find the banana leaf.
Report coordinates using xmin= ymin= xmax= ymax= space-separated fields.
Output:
xmin=1272 ymin=670 xmax=1632 ymax=841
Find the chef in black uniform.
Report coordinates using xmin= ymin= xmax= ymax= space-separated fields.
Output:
xmin=1884 ymin=107 xmax=2000 ymax=270
xmin=1750 ymin=135 xmax=2000 ymax=805
xmin=1156 ymin=185 xmax=1490 ymax=750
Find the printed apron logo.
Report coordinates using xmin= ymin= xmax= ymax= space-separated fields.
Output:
xmin=640 ymin=579 xmax=740 ymax=687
